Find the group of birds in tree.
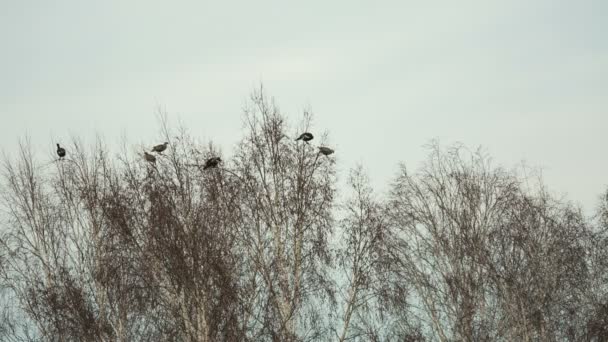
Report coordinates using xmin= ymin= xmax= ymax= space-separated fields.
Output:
xmin=295 ymin=132 xmax=334 ymax=156
xmin=55 ymin=131 xmax=333 ymax=170
xmin=143 ymin=141 xmax=169 ymax=163
xmin=143 ymin=141 xmax=222 ymax=170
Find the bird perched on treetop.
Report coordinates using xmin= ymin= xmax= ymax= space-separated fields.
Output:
xmin=318 ymin=146 xmax=334 ymax=156
xmin=295 ymin=132 xmax=313 ymax=143
xmin=203 ymin=157 xmax=221 ymax=170
xmin=56 ymin=144 xmax=66 ymax=159
xmin=151 ymin=142 xmax=169 ymax=153
xmin=144 ymin=152 xmax=156 ymax=163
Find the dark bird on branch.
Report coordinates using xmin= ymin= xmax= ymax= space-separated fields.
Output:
xmin=203 ymin=157 xmax=222 ymax=170
xmin=144 ymin=152 xmax=156 ymax=163
xmin=318 ymin=146 xmax=334 ymax=156
xmin=295 ymin=132 xmax=313 ymax=142
xmin=151 ymin=142 xmax=169 ymax=153
xmin=56 ymin=144 xmax=66 ymax=159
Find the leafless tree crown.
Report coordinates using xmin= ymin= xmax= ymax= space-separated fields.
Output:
xmin=0 ymin=96 xmax=607 ymax=342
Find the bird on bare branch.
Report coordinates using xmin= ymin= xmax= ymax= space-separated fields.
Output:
xmin=151 ymin=142 xmax=169 ymax=153
xmin=56 ymin=144 xmax=66 ymax=159
xmin=203 ymin=157 xmax=222 ymax=170
xmin=318 ymin=146 xmax=334 ymax=156
xmin=295 ymin=132 xmax=313 ymax=143
xmin=144 ymin=152 xmax=156 ymax=163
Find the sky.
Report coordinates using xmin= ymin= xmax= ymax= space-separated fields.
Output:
xmin=1 ymin=0 xmax=606 ymax=212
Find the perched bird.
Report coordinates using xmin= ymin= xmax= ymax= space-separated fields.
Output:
xmin=151 ymin=142 xmax=169 ymax=153
xmin=144 ymin=152 xmax=156 ymax=163
xmin=203 ymin=157 xmax=222 ymax=170
xmin=56 ymin=144 xmax=66 ymax=159
xmin=295 ymin=132 xmax=314 ymax=142
xmin=318 ymin=146 xmax=334 ymax=156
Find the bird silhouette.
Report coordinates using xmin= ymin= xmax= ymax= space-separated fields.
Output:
xmin=318 ymin=146 xmax=334 ymax=156
xmin=144 ymin=152 xmax=156 ymax=163
xmin=295 ymin=132 xmax=313 ymax=143
xmin=151 ymin=142 xmax=169 ymax=153
xmin=56 ymin=144 xmax=66 ymax=159
xmin=203 ymin=157 xmax=221 ymax=170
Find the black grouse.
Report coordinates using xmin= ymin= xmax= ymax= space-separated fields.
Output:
xmin=295 ymin=132 xmax=313 ymax=142
xmin=56 ymin=144 xmax=66 ymax=159
xmin=318 ymin=146 xmax=334 ymax=156
xmin=203 ymin=157 xmax=221 ymax=170
xmin=144 ymin=152 xmax=156 ymax=163
xmin=151 ymin=142 xmax=169 ymax=153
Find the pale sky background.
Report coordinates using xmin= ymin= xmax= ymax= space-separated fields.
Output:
xmin=1 ymin=1 xmax=606 ymax=212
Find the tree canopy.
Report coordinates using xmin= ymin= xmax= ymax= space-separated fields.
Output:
xmin=1 ymin=90 xmax=607 ymax=341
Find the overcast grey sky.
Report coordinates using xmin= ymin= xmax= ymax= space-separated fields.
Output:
xmin=1 ymin=0 xmax=606 ymax=211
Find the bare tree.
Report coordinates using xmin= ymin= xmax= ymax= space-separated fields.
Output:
xmin=582 ymin=188 xmax=608 ymax=341
xmin=230 ymin=88 xmax=336 ymax=341
xmin=0 ymin=129 xmax=245 ymax=341
xmin=385 ymin=143 xmax=598 ymax=341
